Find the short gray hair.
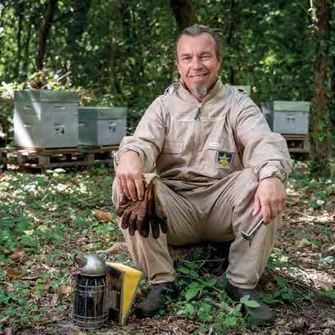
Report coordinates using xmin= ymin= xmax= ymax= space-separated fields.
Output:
xmin=176 ymin=24 xmax=222 ymax=60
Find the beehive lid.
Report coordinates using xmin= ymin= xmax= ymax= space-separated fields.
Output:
xmin=14 ymin=90 xmax=78 ymax=103
xmin=78 ymin=107 xmax=127 ymax=119
xmin=273 ymin=101 xmax=311 ymax=112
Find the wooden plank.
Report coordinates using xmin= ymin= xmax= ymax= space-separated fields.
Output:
xmin=14 ymin=147 xmax=114 ymax=171
xmin=16 ymin=146 xmax=80 ymax=153
xmin=283 ymin=134 xmax=310 ymax=154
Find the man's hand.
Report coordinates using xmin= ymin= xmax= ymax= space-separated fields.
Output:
xmin=252 ymin=177 xmax=286 ymax=224
xmin=116 ymin=182 xmax=168 ymax=238
xmin=116 ymin=151 xmax=144 ymax=201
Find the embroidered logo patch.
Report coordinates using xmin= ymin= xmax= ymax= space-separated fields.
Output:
xmin=217 ymin=151 xmax=233 ymax=167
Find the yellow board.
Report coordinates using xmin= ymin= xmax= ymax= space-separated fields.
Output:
xmin=105 ymin=262 xmax=142 ymax=325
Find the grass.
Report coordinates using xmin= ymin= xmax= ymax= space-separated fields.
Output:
xmin=0 ymin=161 xmax=334 ymax=334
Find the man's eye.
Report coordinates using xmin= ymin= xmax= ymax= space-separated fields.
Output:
xmin=201 ymin=55 xmax=211 ymax=60
xmin=183 ymin=57 xmax=191 ymax=61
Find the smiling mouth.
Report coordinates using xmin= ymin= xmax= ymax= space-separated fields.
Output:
xmin=189 ymin=73 xmax=208 ymax=78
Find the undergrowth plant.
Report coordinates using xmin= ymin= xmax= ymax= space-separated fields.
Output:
xmin=0 ymin=166 xmax=117 ymax=331
xmin=169 ymin=260 xmax=261 ymax=334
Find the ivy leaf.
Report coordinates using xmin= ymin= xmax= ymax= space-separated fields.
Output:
xmin=178 ymin=267 xmax=189 ymax=274
xmin=185 ymin=283 xmax=201 ymax=301
xmin=276 ymin=276 xmax=287 ymax=288
xmin=240 ymin=295 xmax=251 ymax=304
xmin=243 ymin=300 xmax=261 ymax=308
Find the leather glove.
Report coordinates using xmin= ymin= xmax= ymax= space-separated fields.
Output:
xmin=116 ymin=182 xmax=168 ymax=239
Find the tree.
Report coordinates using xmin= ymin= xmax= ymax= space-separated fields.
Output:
xmin=170 ymin=0 xmax=195 ymax=32
xmin=36 ymin=0 xmax=58 ymax=71
xmin=310 ymin=0 xmax=334 ymax=171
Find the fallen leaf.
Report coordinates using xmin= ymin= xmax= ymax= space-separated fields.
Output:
xmin=59 ymin=284 xmax=73 ymax=297
xmin=50 ymin=293 xmax=59 ymax=306
xmin=97 ymin=242 xmax=125 ymax=255
xmin=296 ymin=238 xmax=316 ymax=249
xmin=95 ymin=210 xmax=115 ymax=223
xmin=326 ymin=245 xmax=335 ymax=254
xmin=3 ymin=266 xmax=24 ymax=279
xmin=0 ymin=315 xmax=10 ymax=324
xmin=7 ymin=248 xmax=25 ymax=262
xmin=37 ymin=224 xmax=48 ymax=232
xmin=313 ymin=278 xmax=333 ymax=290
xmin=28 ymin=211 xmax=37 ymax=217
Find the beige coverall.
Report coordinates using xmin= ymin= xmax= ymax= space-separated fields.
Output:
xmin=113 ymin=80 xmax=292 ymax=289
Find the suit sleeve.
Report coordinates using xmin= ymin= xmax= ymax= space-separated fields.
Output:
xmin=114 ymin=96 xmax=166 ymax=172
xmin=232 ymin=94 xmax=292 ymax=182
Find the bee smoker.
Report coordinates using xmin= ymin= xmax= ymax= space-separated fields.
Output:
xmin=73 ymin=254 xmax=107 ymax=329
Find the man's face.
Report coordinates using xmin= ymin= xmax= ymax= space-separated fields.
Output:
xmin=176 ymin=33 xmax=222 ymax=100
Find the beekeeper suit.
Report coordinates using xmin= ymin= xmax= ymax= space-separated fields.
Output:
xmin=112 ymin=24 xmax=292 ymax=324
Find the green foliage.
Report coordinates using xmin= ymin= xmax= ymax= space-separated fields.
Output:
xmin=261 ymin=277 xmax=295 ymax=306
xmin=171 ymin=261 xmax=253 ymax=333
xmin=319 ymin=290 xmax=335 ymax=300
xmin=1 ymin=0 xmax=333 ymax=135
xmin=0 ymin=166 xmax=117 ymax=330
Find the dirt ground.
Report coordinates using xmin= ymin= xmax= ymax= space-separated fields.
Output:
xmin=2 ymin=162 xmax=335 ymax=335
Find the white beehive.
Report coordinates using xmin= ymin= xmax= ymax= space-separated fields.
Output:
xmin=14 ymin=90 xmax=78 ymax=149
xmin=261 ymin=101 xmax=310 ymax=134
xmin=78 ymin=107 xmax=127 ymax=146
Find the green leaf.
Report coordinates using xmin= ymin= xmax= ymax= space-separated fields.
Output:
xmin=176 ymin=303 xmax=195 ymax=316
xmin=261 ymin=294 xmax=275 ymax=304
xmin=178 ymin=267 xmax=189 ymax=274
xmin=276 ymin=276 xmax=287 ymax=288
xmin=37 ymin=225 xmax=48 ymax=232
xmin=206 ymin=278 xmax=217 ymax=287
xmin=243 ymin=300 xmax=261 ymax=308
xmin=185 ymin=283 xmax=201 ymax=301
xmin=320 ymin=290 xmax=335 ymax=299
xmin=240 ymin=295 xmax=251 ymax=304
xmin=282 ymin=292 xmax=294 ymax=301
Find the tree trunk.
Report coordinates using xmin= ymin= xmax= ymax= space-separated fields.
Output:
xmin=310 ymin=0 xmax=334 ymax=170
xmin=22 ymin=18 xmax=32 ymax=78
xmin=66 ymin=0 xmax=92 ymax=46
xmin=226 ymin=0 xmax=236 ymax=84
xmin=64 ymin=0 xmax=92 ymax=84
xmin=15 ymin=0 xmax=25 ymax=78
xmin=169 ymin=0 xmax=195 ymax=32
xmin=35 ymin=0 xmax=58 ymax=71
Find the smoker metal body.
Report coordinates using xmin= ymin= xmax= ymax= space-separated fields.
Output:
xmin=72 ymin=254 xmax=107 ymax=329
xmin=14 ymin=90 xmax=79 ymax=149
xmin=72 ymin=254 xmax=142 ymax=328
xmin=78 ymin=107 xmax=127 ymax=146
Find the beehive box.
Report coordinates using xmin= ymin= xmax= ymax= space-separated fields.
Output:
xmin=78 ymin=107 xmax=127 ymax=146
xmin=261 ymin=101 xmax=310 ymax=134
xmin=14 ymin=90 xmax=78 ymax=149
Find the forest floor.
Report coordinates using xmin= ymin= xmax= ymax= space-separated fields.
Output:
xmin=0 ymin=160 xmax=334 ymax=335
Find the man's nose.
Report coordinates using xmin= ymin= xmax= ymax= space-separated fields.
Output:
xmin=191 ymin=57 xmax=203 ymax=69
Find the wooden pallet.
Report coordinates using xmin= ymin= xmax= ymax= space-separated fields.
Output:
xmin=282 ymin=134 xmax=310 ymax=154
xmin=0 ymin=146 xmax=119 ymax=172
xmin=0 ymin=147 xmax=17 ymax=166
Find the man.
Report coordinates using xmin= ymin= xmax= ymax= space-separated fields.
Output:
xmin=112 ymin=24 xmax=291 ymax=324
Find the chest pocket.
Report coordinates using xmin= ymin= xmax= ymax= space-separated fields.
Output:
xmin=162 ymin=140 xmax=183 ymax=154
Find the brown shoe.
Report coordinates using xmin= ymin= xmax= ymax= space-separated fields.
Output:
xmin=226 ymin=281 xmax=274 ymax=325
xmin=135 ymin=282 xmax=172 ymax=318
